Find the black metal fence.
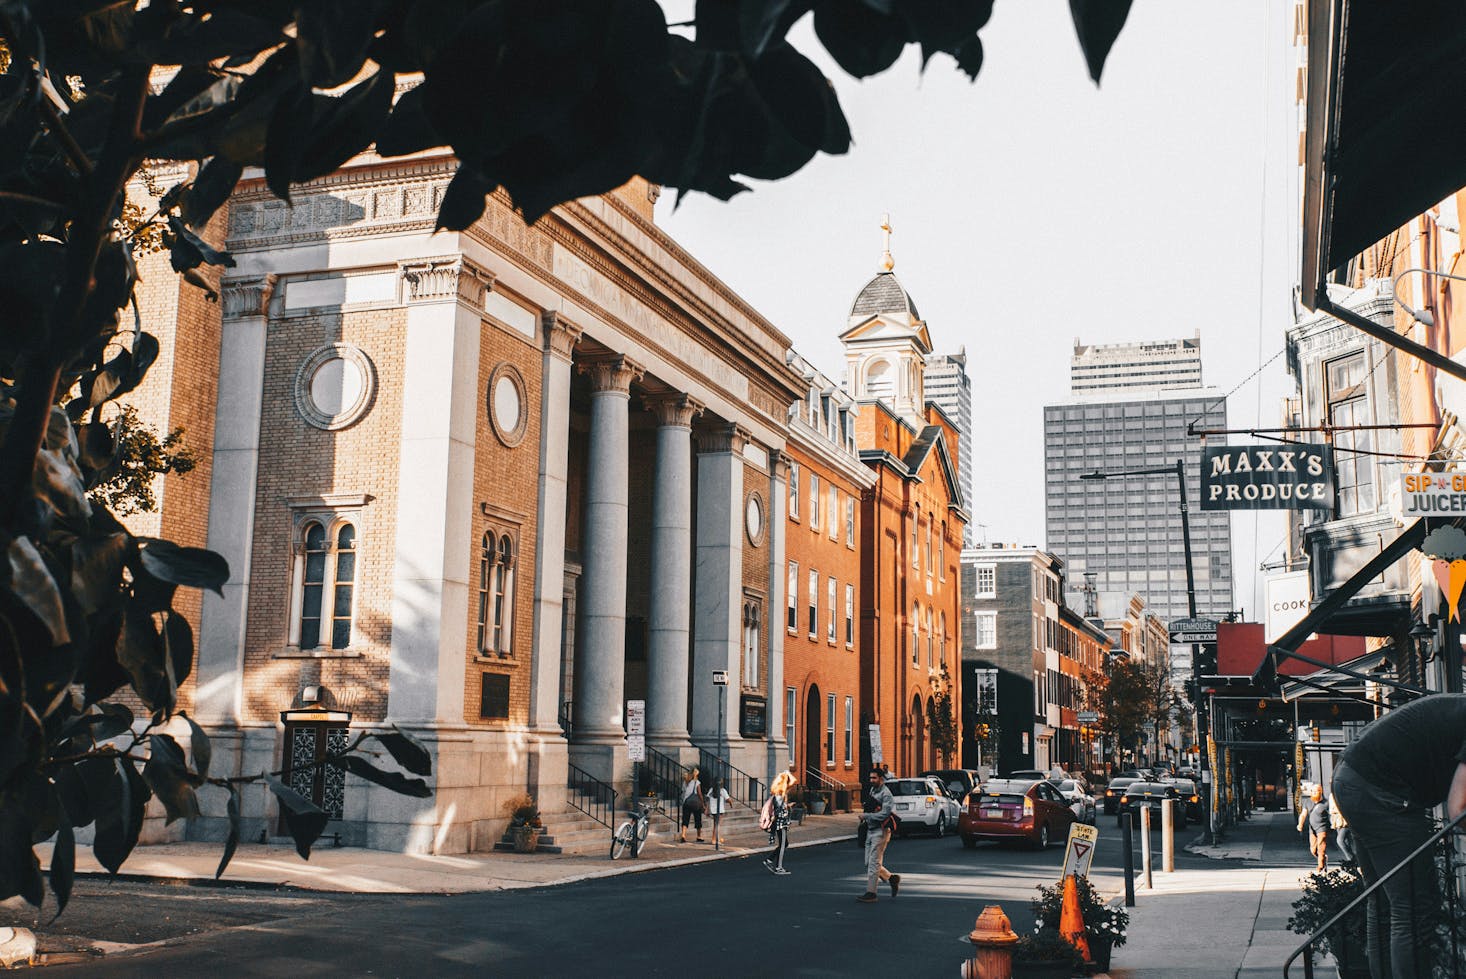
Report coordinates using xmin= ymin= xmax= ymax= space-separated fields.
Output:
xmin=1285 ymin=808 xmax=1466 ymax=978
xmin=700 ymin=748 xmax=766 ymax=811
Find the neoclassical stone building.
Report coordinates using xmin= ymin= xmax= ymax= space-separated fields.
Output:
xmin=130 ymin=134 xmax=823 ymax=850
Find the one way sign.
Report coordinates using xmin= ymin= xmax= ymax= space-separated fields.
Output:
xmin=1060 ymin=822 xmax=1099 ymax=880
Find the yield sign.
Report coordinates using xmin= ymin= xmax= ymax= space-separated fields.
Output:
xmin=1060 ymin=822 xmax=1099 ymax=879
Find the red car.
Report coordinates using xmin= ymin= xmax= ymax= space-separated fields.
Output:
xmin=959 ymin=778 xmax=1077 ymax=850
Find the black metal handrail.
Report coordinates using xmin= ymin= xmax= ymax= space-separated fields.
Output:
xmin=700 ymin=748 xmax=767 ymax=811
xmin=643 ymin=745 xmax=688 ymax=807
xmin=558 ymin=700 xmax=572 ymax=736
xmin=566 ymin=763 xmax=616 ymax=829
xmin=1284 ymin=806 xmax=1466 ymax=977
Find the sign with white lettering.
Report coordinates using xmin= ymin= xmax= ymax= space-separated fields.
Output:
xmin=1201 ymin=445 xmax=1333 ymax=510
xmin=868 ymin=724 xmax=883 ymax=764
xmin=627 ymin=733 xmax=646 ymax=762
xmin=1401 ymin=472 xmax=1466 ymax=516
xmin=1265 ymin=570 xmax=1313 ymax=643
xmin=1078 ymin=710 xmax=1099 ymax=725
xmin=627 ymin=700 xmax=645 ymax=735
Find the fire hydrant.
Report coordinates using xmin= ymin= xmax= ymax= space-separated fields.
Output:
xmin=963 ymin=904 xmax=1019 ymax=979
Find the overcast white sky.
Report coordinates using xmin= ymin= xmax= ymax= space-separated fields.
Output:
xmin=655 ymin=2 xmax=1298 ymax=618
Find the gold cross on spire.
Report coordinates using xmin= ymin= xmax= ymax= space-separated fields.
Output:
xmin=880 ymin=213 xmax=895 ymax=272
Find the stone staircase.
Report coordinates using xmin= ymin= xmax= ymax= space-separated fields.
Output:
xmin=498 ymin=801 xmax=773 ymax=855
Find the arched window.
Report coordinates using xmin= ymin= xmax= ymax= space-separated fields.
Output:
xmin=926 ymin=606 xmax=934 ymax=668
xmin=939 ymin=611 xmax=947 ymax=665
xmin=295 ymin=519 xmax=356 ymax=651
xmin=925 ymin=514 xmax=933 ymax=575
xmin=865 ymin=358 xmax=893 ymax=401
xmin=477 ymin=532 xmax=515 ymax=655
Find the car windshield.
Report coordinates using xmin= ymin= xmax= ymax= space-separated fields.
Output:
xmin=981 ymin=779 xmax=1035 ymax=795
xmin=1057 ymin=780 xmax=1078 ymax=793
xmin=887 ymin=780 xmax=930 ymax=797
xmin=1173 ymin=780 xmax=1197 ymax=794
xmin=1129 ymin=782 xmax=1170 ymax=795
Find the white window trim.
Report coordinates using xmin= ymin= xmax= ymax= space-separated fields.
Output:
xmin=826 ymin=576 xmax=837 ymax=644
xmin=283 ymin=496 xmax=371 ymax=658
xmin=787 ymin=560 xmax=798 ymax=634
xmin=810 ymin=474 xmax=821 ymax=531
xmin=975 ymin=564 xmax=997 ymax=599
xmin=826 ymin=692 xmax=836 ymax=767
xmin=808 ymin=568 xmax=818 ymax=639
xmin=788 ymin=462 xmax=801 ymax=520
xmin=975 ymin=611 xmax=997 ymax=650
xmin=844 ymin=583 xmax=855 ymax=649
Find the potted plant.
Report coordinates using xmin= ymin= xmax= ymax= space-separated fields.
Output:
xmin=809 ymin=790 xmax=829 ymax=816
xmin=1030 ymin=876 xmax=1128 ymax=973
xmin=1287 ymin=868 xmax=1369 ymax=979
xmin=502 ymin=792 xmax=541 ymax=853
xmin=1011 ymin=929 xmax=1085 ymax=979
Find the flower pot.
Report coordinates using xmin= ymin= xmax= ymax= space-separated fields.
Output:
xmin=511 ymin=825 xmax=539 ymax=853
xmin=1085 ymin=936 xmax=1112 ymax=973
xmin=810 ymin=799 xmax=828 ymax=816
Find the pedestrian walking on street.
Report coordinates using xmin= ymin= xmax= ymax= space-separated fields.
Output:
xmin=857 ymin=767 xmax=900 ymax=903
xmin=679 ymin=766 xmax=705 ymax=843
xmin=1332 ymin=692 xmax=1466 ymax=979
xmin=763 ymin=771 xmax=793 ymax=875
xmin=707 ymin=776 xmax=730 ymax=848
xmin=1297 ymin=784 xmax=1329 ymax=872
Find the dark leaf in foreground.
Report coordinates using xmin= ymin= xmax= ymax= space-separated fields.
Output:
xmin=180 ymin=711 xmax=211 ymax=780
xmin=215 ymin=784 xmax=241 ymax=880
xmin=143 ymin=734 xmax=201 ymax=823
xmin=267 ymin=777 xmax=329 ymax=859
xmin=342 ymin=755 xmax=431 ymax=798
xmin=0 ymin=808 xmax=42 ymax=907
xmin=374 ymin=727 xmax=432 ymax=776
xmin=137 ymin=538 xmax=229 ymax=595
xmin=49 ymin=816 xmax=74 ymax=918
xmin=1069 ymin=0 xmax=1132 ymax=83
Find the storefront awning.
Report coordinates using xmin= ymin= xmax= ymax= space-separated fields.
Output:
xmin=1301 ymin=0 xmax=1466 ymax=306
xmin=1279 ymin=648 xmax=1393 ymax=701
xmin=1253 ymin=518 xmax=1429 ymax=694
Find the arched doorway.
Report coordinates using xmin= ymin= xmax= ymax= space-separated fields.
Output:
xmin=911 ymin=694 xmax=925 ymax=775
xmin=804 ymin=685 xmax=822 ymax=786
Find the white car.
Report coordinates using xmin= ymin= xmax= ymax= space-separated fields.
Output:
xmin=1054 ymin=778 xmax=1096 ymax=824
xmin=885 ymin=776 xmax=964 ymax=838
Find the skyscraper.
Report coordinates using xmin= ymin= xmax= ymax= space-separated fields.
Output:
xmin=925 ymin=349 xmax=973 ymax=540
xmin=1043 ymin=335 xmax=1233 ymax=623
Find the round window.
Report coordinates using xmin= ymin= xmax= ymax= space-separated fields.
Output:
xmin=295 ymin=343 xmax=376 ymax=430
xmin=745 ymin=492 xmax=765 ymax=546
xmin=488 ymin=363 xmax=528 ymax=447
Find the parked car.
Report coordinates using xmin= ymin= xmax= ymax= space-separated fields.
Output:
xmin=1101 ymin=775 xmax=1141 ymax=815
xmin=885 ymin=776 xmax=963 ymax=838
xmin=960 ymin=778 xmax=1077 ymax=850
xmin=921 ymin=768 xmax=983 ymax=804
xmin=1171 ymin=778 xmax=1204 ymax=824
xmin=1118 ymin=781 xmax=1186 ymax=829
xmin=1005 ymin=769 xmax=1048 ymax=781
xmin=1054 ymin=778 xmax=1096 ymax=824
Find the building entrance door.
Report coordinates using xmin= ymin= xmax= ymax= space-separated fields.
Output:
xmin=804 ymin=685 xmax=822 ymax=784
xmin=278 ymin=705 xmax=351 ymax=833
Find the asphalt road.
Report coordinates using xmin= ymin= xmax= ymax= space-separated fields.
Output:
xmin=49 ymin=830 xmax=1146 ymax=978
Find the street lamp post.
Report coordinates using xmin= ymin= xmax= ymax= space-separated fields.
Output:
xmin=1080 ymin=459 xmax=1213 ymax=843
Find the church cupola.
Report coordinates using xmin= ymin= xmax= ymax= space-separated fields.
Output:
xmin=840 ymin=214 xmax=932 ymax=428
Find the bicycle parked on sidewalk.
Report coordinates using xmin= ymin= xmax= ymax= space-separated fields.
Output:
xmin=610 ymin=799 xmax=661 ymax=859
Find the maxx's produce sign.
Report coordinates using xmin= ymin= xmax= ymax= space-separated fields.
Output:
xmin=1201 ymin=445 xmax=1333 ymax=510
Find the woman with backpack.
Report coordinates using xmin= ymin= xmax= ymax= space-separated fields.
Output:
xmin=679 ymin=766 xmax=705 ymax=843
xmin=762 ymin=771 xmax=794 ymax=875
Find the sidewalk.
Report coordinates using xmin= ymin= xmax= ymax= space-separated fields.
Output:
xmin=1104 ymin=809 xmax=1318 ymax=979
xmin=35 ymin=811 xmax=863 ymax=894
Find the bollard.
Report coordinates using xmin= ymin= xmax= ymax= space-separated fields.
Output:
xmin=1162 ymin=798 xmax=1175 ymax=873
xmin=964 ymin=904 xmax=1019 ymax=979
xmin=1140 ymin=805 xmax=1153 ymax=890
xmin=1121 ymin=811 xmax=1135 ymax=907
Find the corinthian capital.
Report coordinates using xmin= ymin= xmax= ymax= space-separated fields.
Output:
xmin=644 ymin=392 xmax=704 ymax=429
xmin=399 ymin=256 xmax=492 ymax=305
xmin=221 ymin=274 xmax=277 ymax=319
xmin=578 ymin=353 xmax=644 ymax=395
xmin=542 ymin=310 xmax=584 ymax=361
xmin=695 ymin=423 xmax=751 ymax=455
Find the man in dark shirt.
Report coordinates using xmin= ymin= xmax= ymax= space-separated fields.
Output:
xmin=1332 ymin=693 xmax=1466 ymax=979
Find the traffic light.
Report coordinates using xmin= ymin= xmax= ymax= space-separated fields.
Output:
xmin=1195 ymin=642 xmax=1217 ymax=676
xmin=1183 ymin=679 xmax=1198 ymax=703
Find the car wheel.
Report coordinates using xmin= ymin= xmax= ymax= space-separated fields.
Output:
xmin=935 ymin=813 xmax=947 ymax=838
xmin=1034 ymin=823 xmax=1050 ymax=850
xmin=961 ymin=834 xmax=976 ymax=849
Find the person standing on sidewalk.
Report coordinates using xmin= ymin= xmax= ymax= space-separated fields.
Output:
xmin=706 ymin=776 xmax=730 ymax=848
xmin=1332 ymin=693 xmax=1466 ymax=979
xmin=763 ymin=771 xmax=793 ymax=875
xmin=857 ymin=767 xmax=900 ymax=903
xmin=679 ymin=767 xmax=704 ymax=843
xmin=1296 ymin=784 xmax=1329 ymax=872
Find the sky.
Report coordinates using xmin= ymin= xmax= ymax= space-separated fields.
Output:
xmin=655 ymin=1 xmax=1300 ymax=620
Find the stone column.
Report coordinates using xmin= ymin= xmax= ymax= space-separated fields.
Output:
xmin=528 ymin=312 xmax=582 ymax=733
xmin=386 ymin=257 xmax=491 ymax=726
xmin=765 ymin=450 xmax=790 ymax=782
xmin=571 ymin=353 xmax=644 ymax=780
xmin=691 ymin=424 xmax=746 ymax=753
xmin=643 ymin=393 xmax=703 ymax=753
xmin=195 ymin=274 xmax=276 ymax=726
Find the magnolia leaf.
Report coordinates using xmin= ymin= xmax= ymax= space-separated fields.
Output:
xmin=179 ymin=711 xmax=211 ymax=781
xmin=374 ymin=727 xmax=432 ymax=776
xmin=49 ymin=816 xmax=74 ymax=919
xmin=342 ymin=755 xmax=431 ymax=798
xmin=266 ymin=778 xmax=328 ymax=860
xmin=1069 ymin=0 xmax=1132 ymax=84
xmin=137 ymin=538 xmax=229 ymax=596
xmin=7 ymin=537 xmax=70 ymax=646
xmin=215 ymin=784 xmax=240 ymax=879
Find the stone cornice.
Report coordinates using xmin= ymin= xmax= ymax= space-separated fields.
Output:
xmin=221 ymin=274 xmax=277 ymax=319
xmin=578 ymin=353 xmax=644 ymax=395
xmin=399 ymin=255 xmax=491 ymax=305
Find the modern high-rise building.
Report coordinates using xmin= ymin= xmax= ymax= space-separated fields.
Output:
xmin=1070 ymin=331 xmax=1203 ymax=394
xmin=1044 ymin=335 xmax=1233 ymax=624
xmin=924 ymin=349 xmax=973 ymax=541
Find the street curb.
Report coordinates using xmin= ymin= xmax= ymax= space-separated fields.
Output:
xmin=68 ymin=870 xmax=333 ymax=895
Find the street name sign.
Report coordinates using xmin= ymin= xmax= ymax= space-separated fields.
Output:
xmin=1401 ymin=472 xmax=1466 ymax=515
xmin=1169 ymin=617 xmax=1217 ymax=643
xmin=1060 ymin=822 xmax=1099 ymax=879
xmin=711 ymin=670 xmax=729 ymax=686
xmin=1078 ymin=710 xmax=1099 ymax=724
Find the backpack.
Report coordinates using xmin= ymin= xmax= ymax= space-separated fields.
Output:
xmin=758 ymin=796 xmax=775 ymax=831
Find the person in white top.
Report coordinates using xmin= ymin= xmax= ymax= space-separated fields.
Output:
xmin=706 ymin=776 xmax=731 ymax=848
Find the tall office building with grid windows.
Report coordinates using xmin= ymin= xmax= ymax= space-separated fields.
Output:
xmin=925 ymin=349 xmax=973 ymax=541
xmin=1043 ymin=336 xmax=1233 ymax=623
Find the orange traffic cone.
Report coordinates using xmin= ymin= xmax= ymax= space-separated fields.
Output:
xmin=1059 ymin=873 xmax=1091 ymax=962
